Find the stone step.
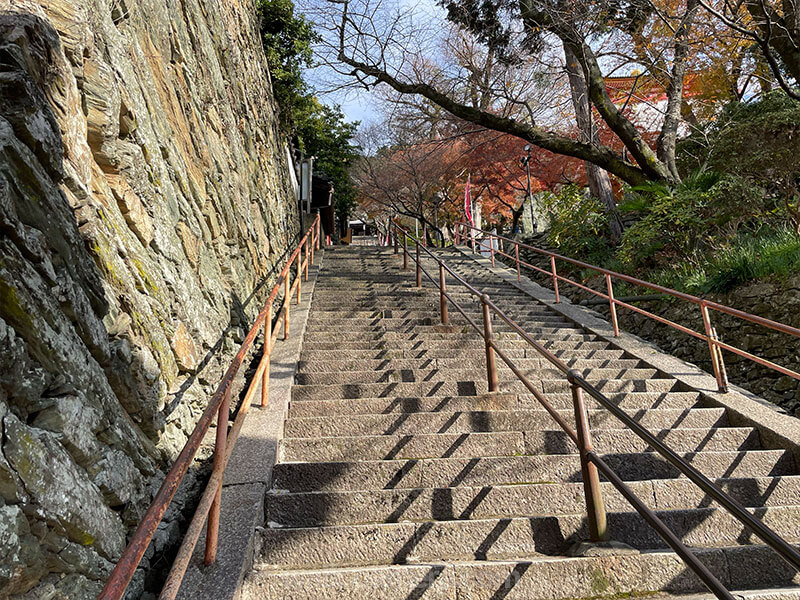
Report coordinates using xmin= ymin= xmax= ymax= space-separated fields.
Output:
xmin=256 ymin=507 xmax=800 ymax=570
xmin=304 ymin=308 xmax=559 ymax=319
xmin=251 ymin=246 xmax=800 ymax=599
xmin=294 ymin=367 xmax=659 ymax=386
xmin=307 ymin=300 xmax=546 ymax=311
xmin=300 ymin=339 xmax=614 ymax=351
xmin=305 ymin=324 xmax=579 ymax=336
xmin=244 ymin=549 xmax=800 ymax=599
xmin=290 ymin=378 xmax=679 ymax=401
xmin=296 ymin=357 xmax=644 ymax=374
xmin=305 ymin=313 xmax=572 ymax=325
xmin=282 ymin=427 xmax=760 ymax=462
xmin=271 ymin=450 xmax=794 ymax=493
xmin=298 ymin=348 xmax=628 ymax=362
xmin=266 ymin=476 xmax=800 ymax=528
xmin=301 ymin=331 xmax=597 ymax=343
xmin=287 ymin=391 xmax=703 ymax=418
xmin=283 ymin=407 xmax=727 ymax=438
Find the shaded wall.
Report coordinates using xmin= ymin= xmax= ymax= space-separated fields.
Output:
xmin=0 ymin=0 xmax=298 ymax=596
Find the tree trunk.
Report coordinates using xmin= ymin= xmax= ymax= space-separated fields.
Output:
xmin=656 ymin=0 xmax=699 ymax=181
xmin=510 ymin=202 xmax=525 ymax=235
xmin=563 ymin=44 xmax=623 ymax=241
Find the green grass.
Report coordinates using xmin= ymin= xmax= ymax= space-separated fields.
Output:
xmin=651 ymin=227 xmax=800 ymax=294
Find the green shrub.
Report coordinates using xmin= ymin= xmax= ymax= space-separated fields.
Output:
xmin=618 ymin=173 xmax=718 ymax=269
xmin=540 ymin=185 xmax=611 ymax=262
xmin=678 ymin=92 xmax=800 ymax=233
xmin=617 ymin=172 xmax=779 ymax=271
xmin=649 ymin=228 xmax=800 ymax=294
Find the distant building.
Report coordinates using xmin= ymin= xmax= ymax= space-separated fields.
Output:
xmin=604 ymin=72 xmax=701 ymax=137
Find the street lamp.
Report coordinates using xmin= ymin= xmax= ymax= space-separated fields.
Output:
xmin=520 ymin=145 xmax=537 ymax=234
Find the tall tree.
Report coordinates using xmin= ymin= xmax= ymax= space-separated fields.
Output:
xmin=563 ymin=44 xmax=621 ymax=239
xmin=311 ymin=0 xmax=707 ymax=186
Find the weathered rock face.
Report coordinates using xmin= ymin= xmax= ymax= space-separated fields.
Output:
xmin=0 ymin=0 xmax=299 ymax=596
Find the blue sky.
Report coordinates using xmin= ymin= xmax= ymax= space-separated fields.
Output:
xmin=336 ymin=92 xmax=377 ymax=124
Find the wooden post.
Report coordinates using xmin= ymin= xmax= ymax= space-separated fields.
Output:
xmin=489 ymin=235 xmax=495 ymax=267
xmin=515 ymin=243 xmax=521 ymax=283
xmin=403 ymin=236 xmax=408 ymax=270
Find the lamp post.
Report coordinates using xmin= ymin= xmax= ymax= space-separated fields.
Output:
xmin=520 ymin=145 xmax=536 ymax=234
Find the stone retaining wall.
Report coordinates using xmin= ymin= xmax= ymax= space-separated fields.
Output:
xmin=0 ymin=0 xmax=298 ymax=596
xmin=505 ymin=248 xmax=800 ymax=418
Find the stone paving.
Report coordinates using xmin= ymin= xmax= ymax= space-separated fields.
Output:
xmin=235 ymin=245 xmax=800 ymax=599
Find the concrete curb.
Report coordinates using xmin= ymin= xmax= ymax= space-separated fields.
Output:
xmin=175 ymin=250 xmax=324 ymax=600
xmin=449 ymin=245 xmax=800 ymax=465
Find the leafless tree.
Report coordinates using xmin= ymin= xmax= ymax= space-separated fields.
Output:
xmin=305 ymin=0 xmax=709 ymax=187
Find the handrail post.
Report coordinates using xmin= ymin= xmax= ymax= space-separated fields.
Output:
xmin=605 ymin=273 xmax=619 ymax=337
xmin=700 ymin=302 xmax=726 ymax=392
xmin=515 ymin=243 xmax=521 ymax=282
xmin=455 ymin=224 xmax=460 ymax=245
xmin=403 ymin=235 xmax=408 ymax=270
xmin=471 ymin=230 xmax=476 ymax=254
xmin=489 ymin=235 xmax=495 ymax=267
xmin=296 ymin=252 xmax=302 ymax=303
xmin=316 ymin=217 xmax=321 ymax=250
xmin=262 ymin=304 xmax=272 ymax=408
xmin=310 ymin=229 xmax=315 ymax=266
xmin=204 ymin=389 xmax=231 ymax=564
xmin=481 ymin=294 xmax=499 ymax=392
xmin=284 ymin=269 xmax=290 ymax=340
xmin=415 ymin=241 xmax=422 ymax=287
xmin=568 ymin=370 xmax=608 ymax=542
xmin=711 ymin=328 xmax=729 ymax=393
xmin=423 ymin=223 xmax=427 ymax=248
xmin=439 ymin=263 xmax=448 ymax=325
xmin=304 ymin=238 xmax=309 ymax=281
xmin=550 ymin=255 xmax=560 ymax=303
xmin=393 ymin=227 xmax=398 ymax=254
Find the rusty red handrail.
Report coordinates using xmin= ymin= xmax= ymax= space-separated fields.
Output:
xmin=455 ymin=221 xmax=800 ymax=392
xmin=392 ymin=221 xmax=800 ymax=600
xmin=99 ymin=214 xmax=321 ymax=600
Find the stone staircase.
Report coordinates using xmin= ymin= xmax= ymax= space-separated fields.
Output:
xmin=242 ymin=246 xmax=800 ymax=599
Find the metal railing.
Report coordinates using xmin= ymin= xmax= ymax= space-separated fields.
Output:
xmin=99 ymin=215 xmax=322 ymax=600
xmin=454 ymin=222 xmax=800 ymax=393
xmin=391 ymin=221 xmax=800 ymax=600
